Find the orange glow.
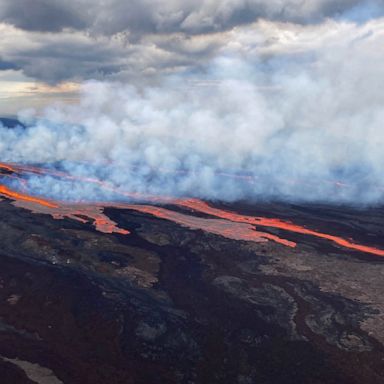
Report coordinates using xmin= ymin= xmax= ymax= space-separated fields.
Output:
xmin=50 ymin=205 xmax=130 ymax=235
xmin=1 ymin=161 xmax=384 ymax=256
xmin=93 ymin=216 xmax=130 ymax=235
xmin=0 ymin=184 xmax=58 ymax=208
xmin=0 ymin=180 xmax=129 ymax=235
xmin=175 ymin=199 xmax=384 ymax=257
xmin=0 ymin=162 xmax=18 ymax=173
xmin=123 ymin=204 xmax=295 ymax=246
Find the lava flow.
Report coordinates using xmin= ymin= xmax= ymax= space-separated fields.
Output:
xmin=122 ymin=204 xmax=295 ymax=246
xmin=0 ymin=165 xmax=129 ymax=235
xmin=1 ymin=161 xmax=384 ymax=257
xmin=0 ymin=178 xmax=289 ymax=245
xmin=175 ymin=199 xmax=384 ymax=257
xmin=0 ymin=184 xmax=58 ymax=208
xmin=0 ymin=162 xmax=293 ymax=245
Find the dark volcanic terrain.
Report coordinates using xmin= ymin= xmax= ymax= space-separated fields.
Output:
xmin=0 ymin=195 xmax=383 ymax=383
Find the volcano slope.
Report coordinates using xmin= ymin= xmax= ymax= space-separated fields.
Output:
xmin=0 ymin=192 xmax=383 ymax=384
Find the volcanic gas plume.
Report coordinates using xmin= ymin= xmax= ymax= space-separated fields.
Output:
xmin=1 ymin=161 xmax=384 ymax=257
xmin=2 ymin=27 xmax=384 ymax=205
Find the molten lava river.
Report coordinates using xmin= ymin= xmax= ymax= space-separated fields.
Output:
xmin=1 ymin=161 xmax=384 ymax=257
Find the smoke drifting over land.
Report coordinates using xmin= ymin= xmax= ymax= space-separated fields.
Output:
xmin=1 ymin=17 xmax=384 ymax=204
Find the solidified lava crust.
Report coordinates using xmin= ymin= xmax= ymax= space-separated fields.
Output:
xmin=0 ymin=162 xmax=384 ymax=383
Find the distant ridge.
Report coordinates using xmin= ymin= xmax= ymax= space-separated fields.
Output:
xmin=0 ymin=117 xmax=25 ymax=128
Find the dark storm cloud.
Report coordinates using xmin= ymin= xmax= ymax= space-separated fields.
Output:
xmin=0 ymin=0 xmax=85 ymax=32
xmin=1 ymin=0 xmax=383 ymax=35
xmin=2 ymin=36 xmax=127 ymax=83
xmin=0 ymin=0 xmax=383 ymax=84
xmin=0 ymin=24 xmax=221 ymax=83
xmin=0 ymin=58 xmax=19 ymax=71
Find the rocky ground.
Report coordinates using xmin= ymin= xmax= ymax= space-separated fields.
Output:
xmin=0 ymin=197 xmax=383 ymax=383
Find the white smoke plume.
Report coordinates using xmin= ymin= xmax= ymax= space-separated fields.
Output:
xmin=1 ymin=18 xmax=384 ymax=204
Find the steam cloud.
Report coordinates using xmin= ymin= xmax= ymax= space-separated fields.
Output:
xmin=1 ymin=17 xmax=384 ymax=204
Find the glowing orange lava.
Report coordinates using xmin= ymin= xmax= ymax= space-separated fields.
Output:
xmin=1 ymin=161 xmax=384 ymax=257
xmin=175 ymin=199 xmax=384 ymax=257
xmin=0 ymin=184 xmax=58 ymax=208
xmin=0 ymin=177 xmax=129 ymax=235
xmin=0 ymin=162 xmax=18 ymax=173
xmin=121 ymin=204 xmax=295 ymax=246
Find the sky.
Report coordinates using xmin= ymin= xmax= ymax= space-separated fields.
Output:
xmin=1 ymin=0 xmax=383 ymax=115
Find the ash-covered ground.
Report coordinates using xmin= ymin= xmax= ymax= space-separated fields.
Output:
xmin=0 ymin=196 xmax=384 ymax=384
